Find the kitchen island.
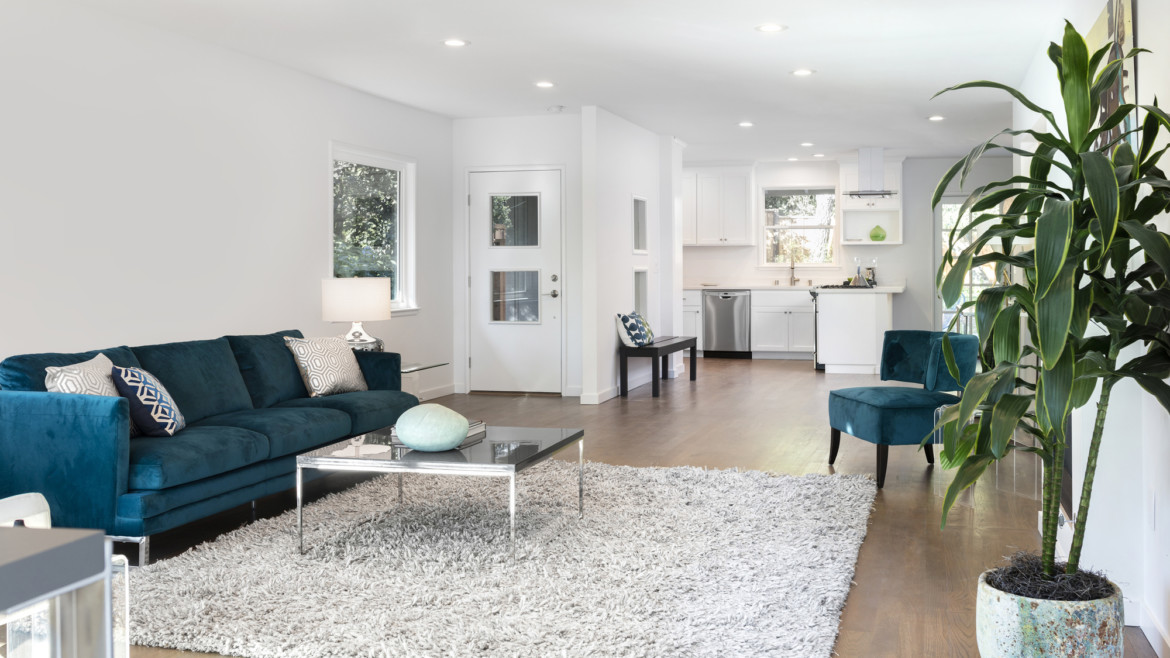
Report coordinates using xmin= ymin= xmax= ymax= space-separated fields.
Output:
xmin=815 ymin=284 xmax=905 ymax=373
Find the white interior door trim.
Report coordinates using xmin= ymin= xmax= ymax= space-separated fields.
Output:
xmin=462 ymin=165 xmax=567 ymax=394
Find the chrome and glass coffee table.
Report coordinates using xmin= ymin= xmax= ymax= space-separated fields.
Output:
xmin=295 ymin=426 xmax=584 ymax=553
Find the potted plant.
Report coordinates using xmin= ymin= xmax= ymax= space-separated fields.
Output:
xmin=930 ymin=21 xmax=1170 ymax=656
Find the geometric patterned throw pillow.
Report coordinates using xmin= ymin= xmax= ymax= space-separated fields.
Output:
xmin=111 ymin=366 xmax=187 ymax=437
xmin=45 ymin=354 xmax=141 ymax=437
xmin=283 ymin=336 xmax=369 ymax=397
xmin=616 ymin=312 xmax=651 ymax=347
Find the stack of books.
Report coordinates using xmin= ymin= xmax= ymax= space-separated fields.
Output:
xmin=388 ymin=420 xmax=487 ymax=449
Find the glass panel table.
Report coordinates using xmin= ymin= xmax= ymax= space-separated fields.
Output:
xmin=296 ymin=426 xmax=584 ymax=553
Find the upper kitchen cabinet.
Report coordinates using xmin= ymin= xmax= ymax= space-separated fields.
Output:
xmin=838 ymin=149 xmax=904 ymax=245
xmin=681 ymin=166 xmax=755 ymax=246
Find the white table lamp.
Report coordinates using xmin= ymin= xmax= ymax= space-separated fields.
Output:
xmin=322 ymin=278 xmax=393 ymax=351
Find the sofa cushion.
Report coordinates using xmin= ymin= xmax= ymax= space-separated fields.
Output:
xmin=283 ymin=336 xmax=368 ymax=397
xmin=225 ymin=330 xmax=309 ymax=409
xmin=131 ymin=338 xmax=253 ymax=424
xmin=277 ymin=389 xmax=418 ymax=435
xmin=828 ymin=386 xmax=959 ymax=447
xmin=128 ymin=425 xmax=270 ymax=490
xmin=0 ymin=346 xmax=141 ymax=392
xmin=196 ymin=407 xmax=351 ymax=459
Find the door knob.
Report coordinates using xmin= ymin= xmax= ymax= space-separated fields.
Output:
xmin=544 ymin=290 xmax=559 ymax=298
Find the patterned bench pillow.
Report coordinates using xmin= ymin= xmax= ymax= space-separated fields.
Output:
xmin=616 ymin=312 xmax=655 ymax=347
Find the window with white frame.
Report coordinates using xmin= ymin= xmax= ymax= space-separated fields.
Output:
xmin=332 ymin=145 xmax=416 ymax=309
xmin=762 ymin=188 xmax=836 ymax=265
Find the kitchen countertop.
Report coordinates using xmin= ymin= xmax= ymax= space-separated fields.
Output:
xmin=684 ymin=283 xmax=905 ymax=294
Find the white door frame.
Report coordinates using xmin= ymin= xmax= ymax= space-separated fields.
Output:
xmin=462 ymin=165 xmax=568 ymax=394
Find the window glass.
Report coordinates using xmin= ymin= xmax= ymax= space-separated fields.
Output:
xmin=763 ymin=190 xmax=836 ymax=264
xmin=333 ymin=160 xmax=400 ymax=300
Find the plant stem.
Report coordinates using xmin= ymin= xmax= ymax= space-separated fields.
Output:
xmin=1040 ymin=447 xmax=1058 ymax=577
xmin=1066 ymin=377 xmax=1117 ymax=573
xmin=1045 ymin=434 xmax=1066 ymax=577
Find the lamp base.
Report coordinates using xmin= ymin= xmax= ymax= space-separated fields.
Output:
xmin=342 ymin=322 xmax=383 ymax=352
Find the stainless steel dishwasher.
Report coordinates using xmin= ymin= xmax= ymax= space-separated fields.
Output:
xmin=702 ymin=290 xmax=751 ymax=358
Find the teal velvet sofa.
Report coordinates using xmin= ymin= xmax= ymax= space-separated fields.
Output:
xmin=828 ymin=330 xmax=979 ymax=488
xmin=0 ymin=330 xmax=418 ymax=562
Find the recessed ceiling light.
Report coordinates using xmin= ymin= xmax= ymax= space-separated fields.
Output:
xmin=792 ymin=69 xmax=815 ymax=77
xmin=928 ymin=115 xmax=946 ymax=121
xmin=787 ymin=157 xmax=799 ymax=162
xmin=535 ymin=81 xmax=555 ymax=88
xmin=443 ymin=38 xmax=467 ymax=47
xmin=755 ymin=23 xmax=787 ymax=33
xmin=813 ymin=153 xmax=825 ymax=158
xmin=800 ymin=142 xmax=814 ymax=147
xmin=738 ymin=121 xmax=754 ymax=128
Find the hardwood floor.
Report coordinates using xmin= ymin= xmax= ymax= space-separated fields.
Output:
xmin=130 ymin=358 xmax=1156 ymax=657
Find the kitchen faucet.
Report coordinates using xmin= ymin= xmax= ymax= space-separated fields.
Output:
xmin=789 ymin=254 xmax=799 ymax=286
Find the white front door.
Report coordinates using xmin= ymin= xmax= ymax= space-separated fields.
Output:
xmin=468 ymin=170 xmax=562 ymax=393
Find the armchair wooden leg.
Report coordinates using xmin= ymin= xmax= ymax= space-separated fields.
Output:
xmin=924 ymin=443 xmax=935 ymax=464
xmin=829 ymin=428 xmax=841 ymax=464
xmin=876 ymin=444 xmax=889 ymax=489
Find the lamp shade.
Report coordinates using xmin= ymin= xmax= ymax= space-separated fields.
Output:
xmin=322 ymin=278 xmax=393 ymax=322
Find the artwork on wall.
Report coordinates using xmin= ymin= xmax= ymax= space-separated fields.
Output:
xmin=1086 ymin=0 xmax=1137 ymax=150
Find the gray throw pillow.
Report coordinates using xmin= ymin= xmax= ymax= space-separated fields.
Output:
xmin=283 ymin=336 xmax=369 ymax=397
xmin=45 ymin=353 xmax=140 ymax=436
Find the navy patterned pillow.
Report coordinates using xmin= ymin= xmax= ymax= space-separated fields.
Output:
xmin=632 ymin=312 xmax=655 ymax=344
xmin=111 ymin=366 xmax=187 ymax=437
xmin=616 ymin=312 xmax=651 ymax=347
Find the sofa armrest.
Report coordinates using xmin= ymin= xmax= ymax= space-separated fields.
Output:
xmin=354 ymin=351 xmax=403 ymax=392
xmin=0 ymin=392 xmax=130 ymax=533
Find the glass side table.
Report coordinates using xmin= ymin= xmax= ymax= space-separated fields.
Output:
xmin=401 ymin=361 xmax=449 ymax=400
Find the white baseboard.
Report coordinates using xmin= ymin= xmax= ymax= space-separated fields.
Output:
xmin=419 ymin=384 xmax=455 ymax=401
xmin=581 ymin=386 xmax=617 ymax=405
xmin=1143 ymin=602 xmax=1170 ymax=658
xmin=751 ymin=352 xmax=814 ymax=361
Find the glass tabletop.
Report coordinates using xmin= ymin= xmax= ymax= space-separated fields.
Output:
xmin=401 ymin=362 xmax=449 ymax=374
xmin=298 ymin=426 xmax=584 ymax=473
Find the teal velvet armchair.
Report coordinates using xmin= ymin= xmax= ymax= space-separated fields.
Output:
xmin=828 ymin=330 xmax=979 ymax=488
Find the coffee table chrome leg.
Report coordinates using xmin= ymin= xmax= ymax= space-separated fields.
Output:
xmin=296 ymin=465 xmax=304 ymax=555
xmin=509 ymin=473 xmax=516 ymax=544
xmin=578 ymin=439 xmax=584 ymax=518
xmin=398 ymin=473 xmax=403 ymax=503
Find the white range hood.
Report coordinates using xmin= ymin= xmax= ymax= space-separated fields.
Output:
xmin=847 ymin=147 xmax=896 ymax=198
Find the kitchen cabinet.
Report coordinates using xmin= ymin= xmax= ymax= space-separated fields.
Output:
xmin=681 ymin=290 xmax=703 ymax=352
xmin=750 ymin=291 xmax=814 ymax=354
xmin=682 ymin=167 xmax=754 ymax=246
xmin=839 ymin=158 xmax=904 ymax=245
xmin=815 ymin=289 xmax=898 ymax=374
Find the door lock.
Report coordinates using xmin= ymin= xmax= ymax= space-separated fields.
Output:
xmin=550 ymin=274 xmax=559 ymax=282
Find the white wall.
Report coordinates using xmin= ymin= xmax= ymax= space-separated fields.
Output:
xmin=0 ymin=0 xmax=455 ymax=397
xmin=681 ymin=157 xmax=1010 ymax=331
xmin=581 ymin=107 xmax=663 ymax=404
xmin=450 ymin=114 xmax=583 ymax=396
xmin=660 ymin=137 xmax=686 ymax=376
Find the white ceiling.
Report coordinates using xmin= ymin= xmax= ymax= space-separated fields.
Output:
xmin=78 ymin=0 xmax=1082 ymax=162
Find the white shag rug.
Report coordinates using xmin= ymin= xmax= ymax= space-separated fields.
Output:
xmin=129 ymin=461 xmax=876 ymax=657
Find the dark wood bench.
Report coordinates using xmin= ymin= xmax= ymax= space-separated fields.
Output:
xmin=618 ymin=336 xmax=697 ymax=398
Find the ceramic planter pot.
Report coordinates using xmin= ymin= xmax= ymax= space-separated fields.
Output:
xmin=975 ymin=570 xmax=1124 ymax=657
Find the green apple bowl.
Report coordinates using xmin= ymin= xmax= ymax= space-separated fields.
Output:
xmin=393 ymin=404 xmax=470 ymax=451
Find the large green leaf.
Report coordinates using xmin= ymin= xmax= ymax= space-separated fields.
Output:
xmin=1040 ymin=345 xmax=1076 ymax=431
xmin=975 ymin=287 xmax=1007 ymax=349
xmin=1036 ymin=263 xmax=1076 ymax=368
xmin=1071 ymin=283 xmax=1094 ymax=338
xmin=1120 ymin=220 xmax=1170 ymax=276
xmin=941 ymin=455 xmax=994 ymax=528
xmin=940 ymin=244 xmax=976 ymax=307
xmin=992 ymin=303 xmax=1024 ymax=364
xmin=1059 ymin=21 xmax=1092 ymax=150
xmin=989 ymin=394 xmax=1032 ymax=458
xmin=1034 ymin=199 xmax=1074 ymax=299
xmin=1082 ymin=152 xmax=1120 ymax=256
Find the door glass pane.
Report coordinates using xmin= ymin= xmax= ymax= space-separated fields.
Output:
xmin=491 ymin=195 xmax=539 ymax=246
xmin=491 ymin=271 xmax=540 ymax=322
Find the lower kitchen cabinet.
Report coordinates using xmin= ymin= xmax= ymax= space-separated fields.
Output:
xmin=682 ymin=305 xmax=703 ymax=350
xmin=751 ymin=307 xmax=814 ymax=353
